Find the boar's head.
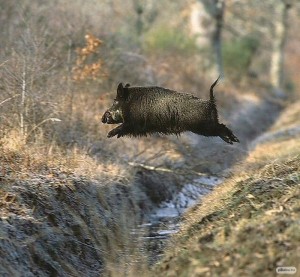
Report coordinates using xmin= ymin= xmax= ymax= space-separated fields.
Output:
xmin=101 ymin=83 xmax=130 ymax=124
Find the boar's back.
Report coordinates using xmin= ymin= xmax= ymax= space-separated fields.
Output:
xmin=122 ymin=86 xmax=212 ymax=133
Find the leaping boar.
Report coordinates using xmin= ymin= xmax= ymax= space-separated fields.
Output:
xmin=101 ymin=78 xmax=239 ymax=144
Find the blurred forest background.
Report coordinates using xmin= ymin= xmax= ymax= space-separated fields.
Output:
xmin=0 ymin=1 xmax=300 ymax=276
xmin=0 ymin=0 xmax=299 ymax=155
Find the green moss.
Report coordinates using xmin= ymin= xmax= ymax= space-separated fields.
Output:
xmin=143 ymin=26 xmax=197 ymax=56
xmin=223 ymin=36 xmax=259 ymax=81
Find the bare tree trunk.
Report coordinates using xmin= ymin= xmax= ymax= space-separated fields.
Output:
xmin=212 ymin=0 xmax=225 ymax=77
xmin=190 ymin=1 xmax=211 ymax=48
xmin=133 ymin=0 xmax=144 ymax=36
xmin=270 ymin=0 xmax=291 ymax=92
xmin=190 ymin=0 xmax=225 ymax=77
xmin=67 ymin=38 xmax=73 ymax=119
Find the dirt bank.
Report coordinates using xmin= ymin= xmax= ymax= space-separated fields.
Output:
xmin=153 ymin=101 xmax=300 ymax=277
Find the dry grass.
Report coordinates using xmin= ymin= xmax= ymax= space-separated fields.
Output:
xmin=0 ymin=98 xmax=187 ymax=277
xmin=0 ymin=132 xmax=151 ymax=276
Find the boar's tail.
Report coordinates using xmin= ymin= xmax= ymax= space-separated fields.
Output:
xmin=209 ymin=76 xmax=220 ymax=103
xmin=209 ymin=77 xmax=220 ymax=122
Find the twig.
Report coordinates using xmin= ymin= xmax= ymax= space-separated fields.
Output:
xmin=20 ymin=61 xmax=26 ymax=137
xmin=25 ymin=117 xmax=61 ymax=139
xmin=128 ymin=161 xmax=206 ymax=177
xmin=128 ymin=161 xmax=173 ymax=173
xmin=0 ymin=60 xmax=8 ymax=68
xmin=0 ymin=94 xmax=21 ymax=107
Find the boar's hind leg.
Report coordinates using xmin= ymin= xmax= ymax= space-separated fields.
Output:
xmin=218 ymin=124 xmax=239 ymax=144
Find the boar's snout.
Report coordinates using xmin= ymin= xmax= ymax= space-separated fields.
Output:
xmin=102 ymin=104 xmax=124 ymax=124
xmin=102 ymin=110 xmax=123 ymax=124
xmin=102 ymin=111 xmax=113 ymax=124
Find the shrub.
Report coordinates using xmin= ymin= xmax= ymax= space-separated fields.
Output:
xmin=223 ymin=36 xmax=259 ymax=81
xmin=143 ymin=26 xmax=197 ymax=56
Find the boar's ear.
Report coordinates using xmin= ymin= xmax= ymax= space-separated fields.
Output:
xmin=117 ymin=82 xmax=129 ymax=99
xmin=125 ymin=83 xmax=130 ymax=88
xmin=117 ymin=83 xmax=124 ymax=98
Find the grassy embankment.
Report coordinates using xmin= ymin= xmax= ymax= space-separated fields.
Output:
xmin=153 ymin=100 xmax=300 ymax=277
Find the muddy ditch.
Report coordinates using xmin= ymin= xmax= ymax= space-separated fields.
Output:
xmin=0 ymin=164 xmax=220 ymax=276
xmin=133 ymin=174 xmax=222 ymax=265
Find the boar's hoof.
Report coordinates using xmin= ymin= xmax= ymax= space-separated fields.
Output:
xmin=218 ymin=124 xmax=240 ymax=144
xmin=107 ymin=129 xmax=117 ymax=138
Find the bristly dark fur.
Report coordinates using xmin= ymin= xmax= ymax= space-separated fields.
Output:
xmin=101 ymin=78 xmax=239 ymax=144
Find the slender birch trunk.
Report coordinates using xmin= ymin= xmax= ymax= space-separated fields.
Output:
xmin=67 ymin=38 xmax=73 ymax=119
xmin=270 ymin=0 xmax=291 ymax=91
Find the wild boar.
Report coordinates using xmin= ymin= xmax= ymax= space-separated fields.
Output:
xmin=101 ymin=78 xmax=239 ymax=144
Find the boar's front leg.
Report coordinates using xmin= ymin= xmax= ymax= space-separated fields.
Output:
xmin=107 ymin=125 xmax=123 ymax=138
xmin=107 ymin=123 xmax=132 ymax=138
